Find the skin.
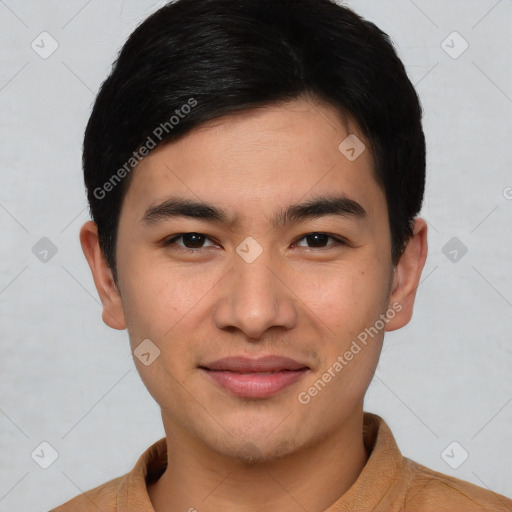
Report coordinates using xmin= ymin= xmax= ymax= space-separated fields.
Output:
xmin=80 ymin=97 xmax=427 ymax=512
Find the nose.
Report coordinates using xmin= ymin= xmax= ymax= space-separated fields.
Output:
xmin=212 ymin=247 xmax=299 ymax=340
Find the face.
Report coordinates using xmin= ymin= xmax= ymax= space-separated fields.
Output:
xmin=81 ymin=97 xmax=427 ymax=462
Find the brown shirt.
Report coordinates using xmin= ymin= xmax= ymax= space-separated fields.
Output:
xmin=51 ymin=412 xmax=512 ymax=511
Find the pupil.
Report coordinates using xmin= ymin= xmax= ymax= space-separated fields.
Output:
xmin=183 ymin=233 xmax=204 ymax=248
xmin=307 ymin=233 xmax=328 ymax=247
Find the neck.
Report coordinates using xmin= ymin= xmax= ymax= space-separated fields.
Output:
xmin=148 ymin=407 xmax=368 ymax=512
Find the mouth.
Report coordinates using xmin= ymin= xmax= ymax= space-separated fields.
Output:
xmin=199 ymin=355 xmax=310 ymax=399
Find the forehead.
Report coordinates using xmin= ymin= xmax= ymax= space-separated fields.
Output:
xmin=120 ymin=98 xmax=384 ymax=226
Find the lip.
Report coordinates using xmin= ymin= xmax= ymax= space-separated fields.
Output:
xmin=199 ymin=356 xmax=310 ymax=399
xmin=202 ymin=355 xmax=308 ymax=372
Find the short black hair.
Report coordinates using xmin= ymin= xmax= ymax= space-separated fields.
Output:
xmin=83 ymin=0 xmax=425 ymax=284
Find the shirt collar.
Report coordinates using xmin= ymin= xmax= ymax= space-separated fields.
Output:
xmin=117 ymin=412 xmax=408 ymax=511
xmin=326 ymin=412 xmax=410 ymax=511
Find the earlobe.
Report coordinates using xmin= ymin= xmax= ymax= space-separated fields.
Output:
xmin=79 ymin=221 xmax=127 ymax=330
xmin=385 ymin=218 xmax=428 ymax=332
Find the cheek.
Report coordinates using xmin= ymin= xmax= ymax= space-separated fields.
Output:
xmin=118 ymin=255 xmax=228 ymax=357
xmin=296 ymin=262 xmax=390 ymax=336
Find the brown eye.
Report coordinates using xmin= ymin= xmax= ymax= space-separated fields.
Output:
xmin=164 ymin=233 xmax=217 ymax=250
xmin=294 ymin=232 xmax=346 ymax=249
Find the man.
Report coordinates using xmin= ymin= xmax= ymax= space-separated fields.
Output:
xmin=52 ymin=0 xmax=512 ymax=510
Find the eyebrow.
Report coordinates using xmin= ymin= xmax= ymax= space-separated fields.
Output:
xmin=140 ymin=194 xmax=367 ymax=229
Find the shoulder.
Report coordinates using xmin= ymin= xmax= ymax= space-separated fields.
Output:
xmin=49 ymin=475 xmax=123 ymax=512
xmin=403 ymin=457 xmax=512 ymax=512
xmin=48 ymin=437 xmax=167 ymax=512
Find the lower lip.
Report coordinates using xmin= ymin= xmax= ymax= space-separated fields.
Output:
xmin=201 ymin=368 xmax=309 ymax=398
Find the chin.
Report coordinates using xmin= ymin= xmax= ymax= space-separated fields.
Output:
xmin=213 ymin=434 xmax=302 ymax=465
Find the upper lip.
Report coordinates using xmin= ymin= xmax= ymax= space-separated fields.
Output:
xmin=200 ymin=355 xmax=309 ymax=373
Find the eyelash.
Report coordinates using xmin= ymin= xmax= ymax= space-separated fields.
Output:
xmin=162 ymin=232 xmax=348 ymax=252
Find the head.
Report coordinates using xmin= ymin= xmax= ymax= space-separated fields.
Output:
xmin=80 ymin=0 xmax=427 ymax=462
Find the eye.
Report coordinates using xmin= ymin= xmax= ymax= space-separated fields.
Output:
xmin=162 ymin=231 xmax=347 ymax=252
xmin=163 ymin=233 xmax=218 ymax=250
xmin=293 ymin=232 xmax=347 ymax=249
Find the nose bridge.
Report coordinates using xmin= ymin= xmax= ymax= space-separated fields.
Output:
xmin=213 ymin=242 xmax=297 ymax=338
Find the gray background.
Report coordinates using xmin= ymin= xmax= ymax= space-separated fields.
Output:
xmin=0 ymin=0 xmax=511 ymax=510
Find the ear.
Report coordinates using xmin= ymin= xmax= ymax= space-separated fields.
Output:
xmin=385 ymin=218 xmax=428 ymax=332
xmin=79 ymin=220 xmax=126 ymax=330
